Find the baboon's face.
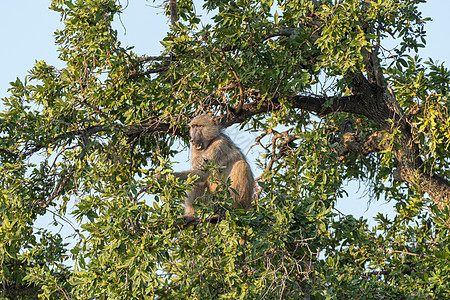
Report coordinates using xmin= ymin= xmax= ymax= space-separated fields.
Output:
xmin=189 ymin=115 xmax=220 ymax=151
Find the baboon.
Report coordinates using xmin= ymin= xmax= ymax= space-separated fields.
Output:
xmin=160 ymin=115 xmax=254 ymax=218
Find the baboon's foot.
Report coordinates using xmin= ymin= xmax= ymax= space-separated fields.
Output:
xmin=176 ymin=215 xmax=198 ymax=227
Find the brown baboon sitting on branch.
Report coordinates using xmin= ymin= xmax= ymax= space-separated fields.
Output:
xmin=158 ymin=115 xmax=254 ymax=221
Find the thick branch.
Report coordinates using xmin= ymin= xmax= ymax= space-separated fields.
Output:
xmin=289 ymin=95 xmax=367 ymax=116
xmin=123 ymin=94 xmax=368 ymax=139
xmin=347 ymin=71 xmax=375 ymax=99
xmin=218 ymin=94 xmax=367 ymax=128
xmin=5 ymin=94 xmax=362 ymax=148
xmin=126 ymin=120 xmax=185 ymax=139
xmin=347 ymin=44 xmax=450 ymax=208
xmin=394 ymin=163 xmax=450 ymax=209
xmin=334 ymin=131 xmax=388 ymax=159
xmin=169 ymin=0 xmax=178 ymax=26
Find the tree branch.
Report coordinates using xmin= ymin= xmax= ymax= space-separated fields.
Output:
xmin=255 ymin=129 xmax=297 ymax=187
xmin=125 ymin=119 xmax=185 ymax=139
xmin=333 ymin=131 xmax=388 ymax=160
xmin=168 ymin=0 xmax=178 ymax=26
xmin=290 ymin=94 xmax=368 ymax=116
xmin=36 ymin=129 xmax=95 ymax=211
xmin=394 ymin=163 xmax=450 ymax=209
xmin=0 ymin=148 xmax=19 ymax=159
xmin=128 ymin=67 xmax=169 ymax=79
xmin=123 ymin=94 xmax=368 ymax=139
xmin=20 ymin=125 xmax=107 ymax=159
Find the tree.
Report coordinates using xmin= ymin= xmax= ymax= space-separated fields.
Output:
xmin=1 ymin=0 xmax=449 ymax=298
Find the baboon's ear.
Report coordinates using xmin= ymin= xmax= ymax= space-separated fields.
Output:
xmin=204 ymin=112 xmax=218 ymax=126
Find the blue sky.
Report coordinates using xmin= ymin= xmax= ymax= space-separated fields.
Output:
xmin=0 ymin=1 xmax=449 ymax=222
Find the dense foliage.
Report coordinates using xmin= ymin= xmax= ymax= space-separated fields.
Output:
xmin=1 ymin=0 xmax=450 ymax=298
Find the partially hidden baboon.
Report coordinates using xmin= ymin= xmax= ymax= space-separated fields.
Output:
xmin=163 ymin=115 xmax=254 ymax=218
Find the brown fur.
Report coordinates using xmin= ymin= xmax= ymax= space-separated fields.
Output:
xmin=173 ymin=115 xmax=254 ymax=217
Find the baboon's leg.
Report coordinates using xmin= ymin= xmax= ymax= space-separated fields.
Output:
xmin=228 ymin=160 xmax=253 ymax=209
xmin=184 ymin=183 xmax=208 ymax=216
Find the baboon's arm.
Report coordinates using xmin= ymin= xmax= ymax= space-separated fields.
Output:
xmin=155 ymin=168 xmax=209 ymax=183
xmin=173 ymin=169 xmax=209 ymax=182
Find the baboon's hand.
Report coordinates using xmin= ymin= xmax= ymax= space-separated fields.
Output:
xmin=192 ymin=157 xmax=209 ymax=171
